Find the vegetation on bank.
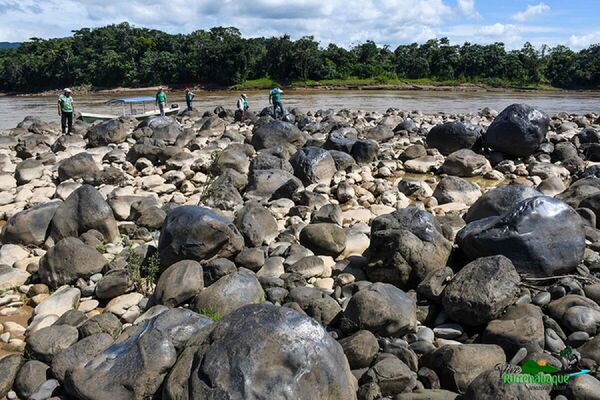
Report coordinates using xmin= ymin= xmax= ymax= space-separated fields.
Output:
xmin=1 ymin=22 xmax=599 ymax=92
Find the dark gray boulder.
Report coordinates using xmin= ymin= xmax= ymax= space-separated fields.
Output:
xmin=78 ymin=313 xmax=122 ymax=339
xmin=365 ymin=124 xmax=394 ymax=142
xmin=154 ymin=260 xmax=204 ymax=307
xmin=286 ymin=285 xmax=342 ymax=326
xmin=158 ymin=206 xmax=244 ymax=267
xmin=95 ymin=269 xmax=130 ymax=300
xmin=299 ymin=223 xmax=347 ymax=257
xmin=440 ymin=149 xmax=491 ymax=177
xmin=442 ymin=256 xmax=520 ymax=326
xmin=482 ymin=303 xmax=545 ymax=359
xmin=464 ymin=184 xmax=542 ymax=223
xmin=432 ymin=176 xmax=481 ymax=206
xmin=50 ymin=185 xmax=120 ymax=243
xmin=65 ymin=318 xmax=178 ymax=400
xmin=251 ymin=120 xmax=306 ymax=150
xmin=1 ymin=200 xmax=61 ymax=246
xmin=165 ymin=303 xmax=357 ymax=400
xmin=137 ymin=116 xmax=182 ymax=145
xmin=87 ymin=118 xmax=130 ymax=147
xmin=290 ymin=146 xmax=337 ymax=185
xmin=367 ymin=207 xmax=452 ymax=288
xmin=246 ymin=168 xmax=304 ymax=200
xmin=342 ymin=282 xmax=417 ymax=337
xmin=338 ymin=330 xmax=379 ymax=369
xmin=457 ymin=196 xmax=585 ymax=277
xmin=426 ymin=121 xmax=481 ymax=156
xmin=194 ymin=269 xmax=264 ymax=317
xmin=484 ymin=103 xmax=550 ymax=157
xmin=38 ymin=237 xmax=108 ymax=289
xmin=351 ymin=140 xmax=379 ymax=163
xmin=234 ymin=202 xmax=279 ymax=247
xmin=58 ymin=152 xmax=99 ymax=181
xmin=361 ymin=356 xmax=417 ymax=396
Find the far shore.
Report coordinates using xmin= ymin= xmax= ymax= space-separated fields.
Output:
xmin=4 ymin=78 xmax=600 ymax=97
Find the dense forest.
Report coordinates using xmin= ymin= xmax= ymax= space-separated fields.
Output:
xmin=1 ymin=22 xmax=599 ymax=91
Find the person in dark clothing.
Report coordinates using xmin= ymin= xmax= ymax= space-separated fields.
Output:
xmin=57 ymin=88 xmax=74 ymax=134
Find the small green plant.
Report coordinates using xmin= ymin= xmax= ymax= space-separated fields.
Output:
xmin=124 ymin=237 xmax=143 ymax=294
xmin=198 ymin=150 xmax=222 ymax=205
xmin=96 ymin=244 xmax=106 ymax=254
xmin=199 ymin=308 xmax=222 ymax=321
xmin=143 ymin=252 xmax=161 ymax=293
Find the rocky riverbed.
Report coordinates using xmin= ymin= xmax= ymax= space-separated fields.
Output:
xmin=1 ymin=103 xmax=600 ymax=399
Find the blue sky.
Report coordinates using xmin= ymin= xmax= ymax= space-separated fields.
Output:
xmin=0 ymin=0 xmax=599 ymax=50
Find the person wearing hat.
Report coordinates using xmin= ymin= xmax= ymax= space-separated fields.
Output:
xmin=57 ymin=88 xmax=74 ymax=134
xmin=185 ymin=88 xmax=194 ymax=111
xmin=156 ymin=86 xmax=167 ymax=116
xmin=236 ymin=93 xmax=249 ymax=121
xmin=269 ymin=86 xmax=284 ymax=119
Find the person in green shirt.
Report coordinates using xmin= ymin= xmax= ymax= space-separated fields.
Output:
xmin=156 ymin=87 xmax=167 ymax=116
xmin=57 ymin=88 xmax=74 ymax=134
xmin=269 ymin=86 xmax=284 ymax=119
xmin=185 ymin=88 xmax=195 ymax=111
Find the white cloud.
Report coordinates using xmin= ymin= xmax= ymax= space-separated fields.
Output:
xmin=569 ymin=32 xmax=600 ymax=49
xmin=443 ymin=23 xmax=559 ymax=48
xmin=457 ymin=0 xmax=481 ymax=18
xmin=512 ymin=2 xmax=550 ymax=22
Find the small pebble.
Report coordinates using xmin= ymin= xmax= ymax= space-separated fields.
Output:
xmin=532 ymin=291 xmax=551 ymax=306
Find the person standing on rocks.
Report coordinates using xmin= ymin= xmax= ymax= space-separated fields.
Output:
xmin=269 ymin=86 xmax=284 ymax=119
xmin=185 ymin=88 xmax=194 ymax=111
xmin=237 ymin=93 xmax=249 ymax=121
xmin=57 ymin=88 xmax=74 ymax=134
xmin=156 ymin=86 xmax=167 ymax=117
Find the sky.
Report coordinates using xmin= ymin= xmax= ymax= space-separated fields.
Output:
xmin=0 ymin=0 xmax=599 ymax=50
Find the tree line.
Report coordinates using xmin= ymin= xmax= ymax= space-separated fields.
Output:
xmin=1 ymin=22 xmax=599 ymax=91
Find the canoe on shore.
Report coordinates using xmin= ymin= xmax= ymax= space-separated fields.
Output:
xmin=79 ymin=96 xmax=180 ymax=123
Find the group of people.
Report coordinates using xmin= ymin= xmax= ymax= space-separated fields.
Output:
xmin=57 ymin=85 xmax=287 ymax=134
xmin=152 ymin=86 xmax=286 ymax=121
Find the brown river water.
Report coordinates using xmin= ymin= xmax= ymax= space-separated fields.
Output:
xmin=0 ymin=89 xmax=599 ymax=130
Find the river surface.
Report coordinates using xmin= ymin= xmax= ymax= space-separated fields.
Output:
xmin=0 ymin=89 xmax=599 ymax=130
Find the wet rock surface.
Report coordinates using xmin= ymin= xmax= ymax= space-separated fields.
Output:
xmin=1 ymin=103 xmax=600 ymax=399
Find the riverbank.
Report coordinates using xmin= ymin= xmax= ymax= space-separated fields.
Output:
xmin=2 ymin=77 xmax=571 ymax=97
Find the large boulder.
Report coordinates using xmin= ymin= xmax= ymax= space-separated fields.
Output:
xmin=426 ymin=121 xmax=481 ymax=156
xmin=158 ymin=206 xmax=244 ymax=267
xmin=87 ymin=118 xmax=129 ymax=147
xmin=164 ymin=303 xmax=357 ymax=400
xmin=50 ymin=185 xmax=120 ymax=243
xmin=484 ymin=103 xmax=550 ymax=157
xmin=367 ymin=207 xmax=452 ymax=288
xmin=442 ymin=256 xmax=520 ymax=326
xmin=251 ymin=120 xmax=306 ymax=150
xmin=464 ymin=369 xmax=551 ymax=400
xmin=464 ymin=184 xmax=542 ymax=223
xmin=290 ymin=146 xmax=336 ymax=185
xmin=194 ymin=269 xmax=264 ymax=317
xmin=39 ymin=237 xmax=108 ymax=289
xmin=1 ymin=200 xmax=61 ymax=246
xmin=234 ymin=202 xmax=278 ymax=247
xmin=342 ymin=282 xmax=417 ymax=337
xmin=457 ymin=196 xmax=585 ymax=277
xmin=137 ymin=116 xmax=182 ymax=145
xmin=0 ymin=354 xmax=23 ymax=398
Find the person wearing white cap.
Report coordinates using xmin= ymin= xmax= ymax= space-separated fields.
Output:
xmin=57 ymin=88 xmax=74 ymax=134
xmin=236 ymin=93 xmax=249 ymax=121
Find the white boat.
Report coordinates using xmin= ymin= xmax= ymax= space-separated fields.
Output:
xmin=79 ymin=96 xmax=179 ymax=123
